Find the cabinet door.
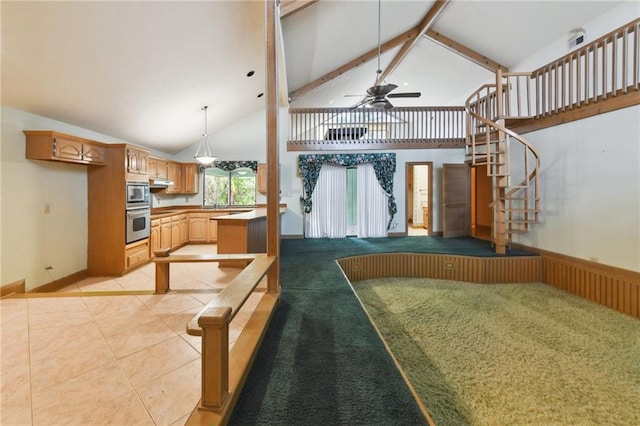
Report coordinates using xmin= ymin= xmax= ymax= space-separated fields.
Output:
xmin=257 ymin=163 xmax=268 ymax=193
xmin=55 ymin=137 xmax=83 ymax=162
xmin=150 ymin=222 xmax=161 ymax=257
xmin=156 ymin=159 xmax=168 ymax=179
xmin=171 ymin=218 xmax=181 ymax=249
xmin=180 ymin=217 xmax=188 ymax=244
xmin=188 ymin=215 xmax=208 ymax=242
xmin=160 ymin=220 xmax=172 ymax=249
xmin=127 ymin=147 xmax=149 ymax=175
xmin=148 ymin=157 xmax=158 ymax=177
xmin=182 ymin=163 xmax=199 ymax=194
xmin=207 ymin=215 xmax=218 ymax=242
xmin=166 ymin=162 xmax=182 ymax=193
xmin=82 ymin=143 xmax=105 ymax=165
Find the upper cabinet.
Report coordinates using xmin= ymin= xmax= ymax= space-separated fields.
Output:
xmin=148 ymin=157 xmax=168 ymax=179
xmin=182 ymin=163 xmax=199 ymax=194
xmin=257 ymin=163 xmax=267 ymax=193
xmin=24 ymin=131 xmax=106 ymax=165
xmin=166 ymin=162 xmax=182 ymax=193
xmin=126 ymin=146 xmax=149 ymax=181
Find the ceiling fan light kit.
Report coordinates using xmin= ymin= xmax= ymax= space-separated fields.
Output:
xmin=194 ymin=105 xmax=217 ymax=165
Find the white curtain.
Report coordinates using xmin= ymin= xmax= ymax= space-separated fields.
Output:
xmin=357 ymin=163 xmax=389 ymax=237
xmin=304 ymin=164 xmax=347 ymax=238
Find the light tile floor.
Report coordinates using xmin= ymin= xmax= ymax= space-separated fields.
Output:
xmin=1 ymin=244 xmax=265 ymax=426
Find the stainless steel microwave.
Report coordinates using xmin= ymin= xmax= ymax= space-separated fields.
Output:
xmin=126 ymin=182 xmax=150 ymax=209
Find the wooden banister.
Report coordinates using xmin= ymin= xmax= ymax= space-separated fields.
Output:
xmin=152 ymin=252 xmax=277 ymax=417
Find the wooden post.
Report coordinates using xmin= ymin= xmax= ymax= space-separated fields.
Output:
xmin=154 ymin=248 xmax=171 ymax=294
xmin=198 ymin=307 xmax=232 ymax=412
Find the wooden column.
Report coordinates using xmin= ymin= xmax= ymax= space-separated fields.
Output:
xmin=265 ymin=0 xmax=280 ymax=293
xmin=198 ymin=307 xmax=232 ymax=412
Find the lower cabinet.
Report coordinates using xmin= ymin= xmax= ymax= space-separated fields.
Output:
xmin=180 ymin=214 xmax=188 ymax=244
xmin=150 ymin=219 xmax=161 ymax=258
xmin=171 ymin=216 xmax=181 ymax=249
xmin=188 ymin=212 xmax=220 ymax=242
xmin=125 ymin=239 xmax=150 ymax=269
xmin=160 ymin=217 xmax=172 ymax=249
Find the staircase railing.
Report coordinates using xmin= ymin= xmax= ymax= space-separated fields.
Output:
xmin=466 ymin=18 xmax=639 ymax=254
xmin=466 ymin=80 xmax=540 ymax=254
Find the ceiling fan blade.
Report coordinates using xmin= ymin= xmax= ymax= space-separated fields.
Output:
xmin=387 ymin=92 xmax=421 ymax=98
xmin=350 ymin=98 xmax=372 ymax=109
xmin=366 ymin=84 xmax=398 ymax=98
xmin=344 ymin=94 xmax=366 ymax=97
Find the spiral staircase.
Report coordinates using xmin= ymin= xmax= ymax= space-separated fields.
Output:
xmin=465 ymin=70 xmax=541 ymax=254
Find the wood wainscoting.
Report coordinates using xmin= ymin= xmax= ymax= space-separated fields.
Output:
xmin=512 ymin=245 xmax=639 ymax=319
xmin=338 ymin=253 xmax=542 ymax=284
xmin=339 ymin=250 xmax=639 ymax=319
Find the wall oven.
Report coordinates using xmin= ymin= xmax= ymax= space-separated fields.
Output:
xmin=126 ymin=207 xmax=150 ymax=244
xmin=126 ymin=182 xmax=150 ymax=210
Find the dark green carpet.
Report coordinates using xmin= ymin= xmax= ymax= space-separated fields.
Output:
xmin=228 ymin=237 xmax=535 ymax=425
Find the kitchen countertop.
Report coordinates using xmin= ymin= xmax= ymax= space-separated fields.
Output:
xmin=150 ymin=206 xmax=286 ymax=220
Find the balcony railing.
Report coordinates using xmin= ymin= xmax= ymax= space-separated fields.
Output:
xmin=288 ymin=106 xmax=466 ymax=151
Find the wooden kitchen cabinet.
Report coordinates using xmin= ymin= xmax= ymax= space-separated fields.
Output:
xmin=188 ymin=213 xmax=208 ymax=242
xmin=126 ymin=146 xmax=149 ymax=179
xmin=257 ymin=163 xmax=268 ymax=193
xmin=24 ymin=130 xmax=106 ymax=165
xmin=207 ymin=214 xmax=218 ymax=242
xmin=171 ymin=215 xmax=181 ymax=249
xmin=125 ymin=239 xmax=150 ymax=269
xmin=179 ymin=214 xmax=188 ymax=244
xmin=148 ymin=157 xmax=168 ymax=179
xmin=150 ymin=219 xmax=161 ymax=258
xmin=182 ymin=163 xmax=199 ymax=194
xmin=166 ymin=162 xmax=182 ymax=193
xmin=160 ymin=217 xmax=172 ymax=249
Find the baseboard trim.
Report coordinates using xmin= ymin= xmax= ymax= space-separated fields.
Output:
xmin=1 ymin=279 xmax=26 ymax=298
xmin=30 ymin=269 xmax=89 ymax=293
xmin=280 ymin=234 xmax=304 ymax=239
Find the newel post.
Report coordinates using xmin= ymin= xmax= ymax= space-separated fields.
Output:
xmin=198 ymin=306 xmax=232 ymax=412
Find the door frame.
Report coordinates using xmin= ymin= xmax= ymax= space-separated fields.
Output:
xmin=405 ymin=162 xmax=433 ymax=236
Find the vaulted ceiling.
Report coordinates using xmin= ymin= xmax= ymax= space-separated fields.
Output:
xmin=1 ymin=1 xmax=628 ymax=154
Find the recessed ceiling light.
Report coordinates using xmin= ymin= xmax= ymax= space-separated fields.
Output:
xmin=257 ymin=93 xmax=264 ymax=98
xmin=247 ymin=71 xmax=255 ymax=77
xmin=403 ymin=82 xmax=409 ymax=86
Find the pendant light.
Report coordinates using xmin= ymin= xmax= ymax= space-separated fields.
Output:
xmin=194 ymin=105 xmax=217 ymax=165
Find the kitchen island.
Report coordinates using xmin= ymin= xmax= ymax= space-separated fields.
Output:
xmin=215 ymin=207 xmax=285 ymax=267
xmin=150 ymin=206 xmax=285 ymax=267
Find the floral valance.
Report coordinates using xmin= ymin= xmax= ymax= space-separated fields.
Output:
xmin=298 ymin=153 xmax=397 ymax=229
xmin=200 ymin=161 xmax=257 ymax=173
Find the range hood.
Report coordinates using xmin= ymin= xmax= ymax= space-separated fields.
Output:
xmin=149 ymin=178 xmax=174 ymax=188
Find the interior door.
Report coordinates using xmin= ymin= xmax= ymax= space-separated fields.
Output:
xmin=443 ymin=163 xmax=471 ymax=238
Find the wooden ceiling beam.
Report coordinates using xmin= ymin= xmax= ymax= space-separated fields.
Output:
xmin=280 ymin=0 xmax=319 ymax=19
xmin=375 ymin=0 xmax=450 ymax=85
xmin=288 ymin=27 xmax=420 ymax=102
xmin=424 ymin=29 xmax=508 ymax=73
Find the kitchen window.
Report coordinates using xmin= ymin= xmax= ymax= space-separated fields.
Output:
xmin=203 ymin=166 xmax=256 ymax=207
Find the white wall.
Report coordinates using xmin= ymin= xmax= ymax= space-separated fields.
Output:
xmin=512 ymin=106 xmax=640 ymax=272
xmin=1 ymin=106 xmax=130 ymax=290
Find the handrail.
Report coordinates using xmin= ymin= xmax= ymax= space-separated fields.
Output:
xmin=153 ymin=252 xmax=278 ymax=418
xmin=187 ymin=255 xmax=276 ymax=335
xmin=497 ymin=19 xmax=640 ymax=120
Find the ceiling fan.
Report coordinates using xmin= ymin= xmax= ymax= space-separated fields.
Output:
xmin=347 ymin=0 xmax=421 ymax=109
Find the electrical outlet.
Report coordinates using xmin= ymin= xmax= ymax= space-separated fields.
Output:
xmin=44 ymin=204 xmax=51 ymax=214
xmin=353 ymin=263 xmax=360 ymax=270
xmin=445 ymin=262 xmax=456 ymax=270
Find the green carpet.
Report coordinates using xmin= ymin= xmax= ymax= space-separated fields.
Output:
xmin=228 ymin=237 xmax=535 ymax=425
xmin=354 ymin=278 xmax=640 ymax=426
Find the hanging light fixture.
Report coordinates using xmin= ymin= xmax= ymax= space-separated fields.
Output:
xmin=194 ymin=105 xmax=217 ymax=165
